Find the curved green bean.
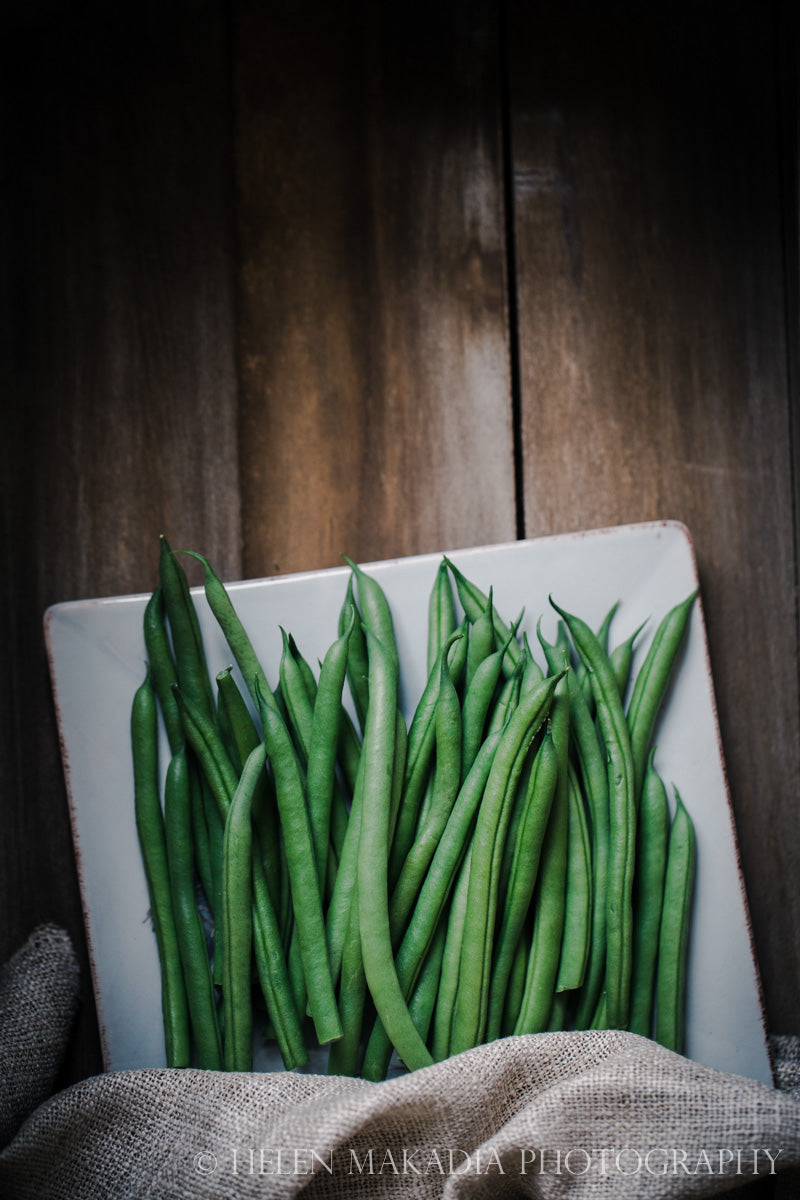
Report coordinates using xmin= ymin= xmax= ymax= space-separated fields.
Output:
xmin=181 ymin=549 xmax=279 ymax=716
xmin=143 ymin=585 xmax=184 ymax=754
xmin=449 ymin=672 xmax=562 ymax=1053
xmin=629 ymin=749 xmax=670 ymax=1037
xmin=159 ymin=537 xmax=215 ymax=717
xmin=555 ymin=761 xmax=593 ymax=993
xmin=427 ymin=559 xmax=457 ymax=676
xmin=537 ymin=620 xmax=609 ymax=1028
xmin=655 ymin=787 xmax=696 ymax=1053
xmin=550 ymin=599 xmax=635 ymax=1030
xmin=220 ymin=743 xmax=264 ymax=1071
xmin=513 ymin=675 xmax=570 ymax=1035
xmin=443 ymin=558 xmax=522 ymax=676
xmin=431 ymin=842 xmax=472 ymax=1062
xmin=256 ymin=683 xmax=342 ymax=1046
xmin=339 ymin=572 xmax=370 ymax=733
xmin=306 ymin=610 xmax=354 ymax=895
xmin=627 ymin=590 xmax=698 ymax=802
xmin=486 ymin=728 xmax=559 ymax=1040
xmin=389 ymin=653 xmax=462 ymax=944
xmin=465 ymin=587 xmax=495 ymax=691
xmin=131 ymin=669 xmax=190 ymax=1067
xmin=164 ymin=747 xmax=221 ymax=1070
xmin=362 ymin=729 xmax=500 ymax=1080
xmin=357 ymin=628 xmax=433 ymax=1071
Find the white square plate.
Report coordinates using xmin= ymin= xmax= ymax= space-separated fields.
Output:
xmin=45 ymin=521 xmax=771 ymax=1083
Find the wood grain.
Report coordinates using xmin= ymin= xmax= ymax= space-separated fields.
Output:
xmin=233 ymin=0 xmax=515 ymax=579
xmin=508 ymin=0 xmax=800 ymax=1032
xmin=1 ymin=0 xmax=240 ymax=1081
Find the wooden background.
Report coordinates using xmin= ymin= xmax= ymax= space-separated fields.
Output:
xmin=2 ymin=0 xmax=798 ymax=1139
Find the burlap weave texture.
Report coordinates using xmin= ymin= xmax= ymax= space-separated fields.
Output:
xmin=0 ymin=923 xmax=79 ymax=1147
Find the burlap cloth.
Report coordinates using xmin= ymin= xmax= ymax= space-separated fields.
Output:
xmin=2 ymin=926 xmax=800 ymax=1198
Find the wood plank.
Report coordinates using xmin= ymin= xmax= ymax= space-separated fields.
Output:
xmin=0 ymin=0 xmax=240 ymax=1082
xmin=508 ymin=0 xmax=800 ymax=1033
xmin=233 ymin=0 xmax=515 ymax=579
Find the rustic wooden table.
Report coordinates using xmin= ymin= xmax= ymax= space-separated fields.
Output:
xmin=2 ymin=2 xmax=798 ymax=1145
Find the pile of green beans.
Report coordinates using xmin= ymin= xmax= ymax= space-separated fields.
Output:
xmin=131 ymin=537 xmax=697 ymax=1076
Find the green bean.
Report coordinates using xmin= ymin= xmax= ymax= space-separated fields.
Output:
xmin=217 ymin=668 xmax=282 ymax=915
xmin=505 ymin=609 xmax=526 ymax=675
xmin=590 ymin=992 xmax=607 ymax=1030
xmin=407 ymin=918 xmax=446 ymax=1045
xmin=427 ymin=559 xmax=457 ymax=676
xmin=287 ymin=632 xmax=317 ymax=704
xmin=357 ymin=628 xmax=433 ymax=1071
xmin=188 ymin=762 xmax=215 ymax=911
xmin=287 ymin=919 xmax=308 ymax=1020
xmin=361 ymin=730 xmax=500 ymax=1080
xmin=131 ymin=669 xmax=190 ymax=1067
xmin=336 ymin=711 xmax=362 ymax=796
xmin=278 ymin=627 xmax=314 ymax=765
xmin=465 ymin=587 xmax=495 ymax=691
xmin=327 ymin=885 xmax=366 ymax=1077
xmin=501 ymin=927 xmax=530 ymax=1036
xmin=388 ymin=628 xmax=464 ymax=887
xmin=550 ymin=598 xmax=635 ymax=1030
xmin=326 ymin=752 xmax=365 ymax=987
xmin=388 ymin=709 xmax=408 ymax=843
xmin=575 ymin=600 xmax=619 ymax=712
xmin=513 ymin=675 xmax=570 ymax=1035
xmin=345 ymin=558 xmax=399 ymax=674
xmin=443 ymin=558 xmax=522 ymax=676
xmin=173 ymin=684 xmax=238 ymax=819
xmin=279 ymin=630 xmax=359 ymax=851
xmin=389 ymin=652 xmax=461 ymax=944
xmin=629 ymin=750 xmax=670 ymax=1037
xmin=449 ymin=672 xmax=562 ymax=1054
xmin=496 ymin=724 xmax=541 ymax=903
xmin=216 ymin=667 xmax=259 ymax=759
xmin=547 ymin=993 xmax=569 ymax=1032
xmin=142 ymin=584 xmax=216 ymax=910
xmin=431 ymin=842 xmax=472 ymax=1062
xmin=164 ymin=747 xmax=221 ymax=1070
xmin=256 ymin=683 xmax=341 ymax=1045
xmin=329 ymin=782 xmax=350 ymax=861
xmin=538 ymin=621 xmax=609 ymax=1030
xmin=345 ymin=562 xmax=410 ymax=846
xmin=339 ymin=572 xmax=370 ymax=733
xmin=159 ymin=537 xmax=215 ymax=718
xmin=484 ymin=651 xmax=523 ymax=738
xmin=324 ymin=843 xmax=339 ymax=905
xmin=486 ymin=729 xmax=559 ymax=1040
xmin=202 ymin=776 xmax=225 ymax=927
xmin=216 ymin=688 xmax=242 ymax=774
xmin=520 ymin=633 xmax=544 ymax=692
xmin=143 ymin=585 xmax=184 ymax=754
xmin=460 ymin=641 xmax=508 ymax=781
xmin=655 ymin=787 xmax=696 ymax=1053
xmin=608 ymin=620 xmax=647 ymax=702
xmin=277 ymin=831 xmax=292 ymax=953
xmin=627 ymin=590 xmax=698 ymax=802
xmin=555 ymin=762 xmax=593 ymax=993
xmin=181 ymin=549 xmax=279 ymax=716
xmin=251 ymin=852 xmax=308 ymax=1070
xmin=220 ymin=743 xmax=266 ymax=1072
xmin=306 ymin=611 xmax=355 ymax=895
xmin=178 ymin=677 xmax=275 ymax=996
